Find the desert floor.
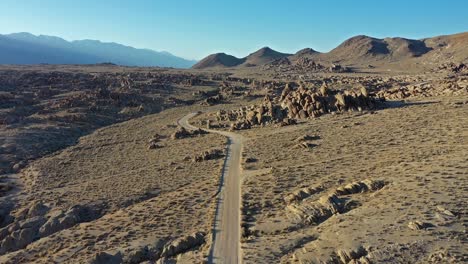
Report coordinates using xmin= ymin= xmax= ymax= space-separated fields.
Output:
xmin=0 ymin=65 xmax=466 ymax=263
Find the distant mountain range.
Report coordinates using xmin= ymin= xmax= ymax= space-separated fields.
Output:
xmin=193 ymin=32 xmax=468 ymax=69
xmin=0 ymin=32 xmax=196 ymax=68
xmin=2 ymin=32 xmax=466 ymax=70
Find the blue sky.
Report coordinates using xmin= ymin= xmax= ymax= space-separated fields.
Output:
xmin=0 ymin=0 xmax=467 ymax=60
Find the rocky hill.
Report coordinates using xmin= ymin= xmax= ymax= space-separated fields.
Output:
xmin=192 ymin=53 xmax=246 ymax=69
xmin=243 ymin=47 xmax=291 ymax=66
xmin=193 ymin=47 xmax=291 ymax=69
xmin=193 ymin=32 xmax=468 ymax=70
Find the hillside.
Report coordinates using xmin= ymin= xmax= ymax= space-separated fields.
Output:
xmin=243 ymin=47 xmax=291 ymax=66
xmin=192 ymin=53 xmax=245 ymax=69
xmin=193 ymin=47 xmax=291 ymax=69
xmin=0 ymin=32 xmax=196 ymax=68
xmin=194 ymin=32 xmax=468 ymax=70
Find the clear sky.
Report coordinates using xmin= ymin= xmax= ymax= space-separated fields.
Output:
xmin=0 ymin=0 xmax=467 ymax=60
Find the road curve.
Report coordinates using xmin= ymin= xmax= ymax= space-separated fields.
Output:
xmin=178 ymin=112 xmax=244 ymax=264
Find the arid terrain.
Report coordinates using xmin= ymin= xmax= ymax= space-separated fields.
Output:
xmin=0 ymin=32 xmax=467 ymax=264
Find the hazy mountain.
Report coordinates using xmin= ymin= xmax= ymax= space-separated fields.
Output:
xmin=0 ymin=32 xmax=196 ymax=68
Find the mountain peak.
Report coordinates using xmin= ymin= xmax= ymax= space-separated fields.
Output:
xmin=192 ymin=53 xmax=244 ymax=69
xmin=245 ymin=47 xmax=291 ymax=65
xmin=248 ymin=46 xmax=282 ymax=57
xmin=295 ymin=48 xmax=318 ymax=56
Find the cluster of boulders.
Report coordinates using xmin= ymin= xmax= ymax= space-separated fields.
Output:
xmin=215 ymin=96 xmax=291 ymax=131
xmin=334 ymin=179 xmax=386 ymax=196
xmin=0 ymin=182 xmax=13 ymax=197
xmin=295 ymin=142 xmax=317 ymax=149
xmin=293 ymin=134 xmax=321 ymax=150
xmin=215 ymin=83 xmax=377 ymax=130
xmin=436 ymin=62 xmax=468 ymax=74
xmin=376 ymin=76 xmax=467 ymax=99
xmin=170 ymin=126 xmax=207 ymax=140
xmin=329 ymin=63 xmax=350 ymax=73
xmin=335 ymin=245 xmax=369 ymax=264
xmin=199 ymin=83 xmax=250 ymax=106
xmin=0 ymin=201 xmax=102 ymax=254
xmin=407 ymin=221 xmax=433 ymax=230
xmin=148 ymin=134 xmax=163 ymax=149
xmin=284 ymin=185 xmax=323 ymax=205
xmin=295 ymin=58 xmax=326 ymax=71
xmin=280 ymin=83 xmax=376 ymax=117
xmin=203 ymin=94 xmax=224 ymax=106
xmin=264 ymin=58 xmax=350 ymax=73
xmin=160 ymin=232 xmax=206 ymax=258
xmin=182 ymin=76 xmax=204 ymax=86
xmin=287 ymin=193 xmax=345 ymax=224
xmin=190 ymin=149 xmax=225 ymax=162
xmin=90 ymin=232 xmax=206 ymax=264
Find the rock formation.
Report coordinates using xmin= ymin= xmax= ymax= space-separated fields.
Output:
xmin=216 ymin=82 xmax=378 ymax=130
xmin=170 ymin=126 xmax=207 ymax=140
xmin=191 ymin=149 xmax=225 ymax=162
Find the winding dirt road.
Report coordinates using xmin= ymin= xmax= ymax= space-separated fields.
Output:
xmin=178 ymin=112 xmax=244 ymax=264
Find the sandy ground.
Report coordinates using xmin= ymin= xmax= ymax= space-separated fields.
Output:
xmin=0 ymin=63 xmax=466 ymax=263
xmin=238 ymin=96 xmax=467 ymax=263
xmin=1 ymin=106 xmax=227 ymax=263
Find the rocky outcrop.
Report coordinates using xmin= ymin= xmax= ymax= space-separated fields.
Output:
xmin=0 ymin=202 xmax=50 ymax=254
xmin=0 ymin=202 xmax=103 ymax=254
xmin=0 ymin=216 xmax=47 ymax=253
xmin=436 ymin=62 xmax=468 ymax=74
xmin=284 ymin=186 xmax=323 ymax=205
xmin=217 ymin=83 xmax=378 ymax=130
xmin=148 ymin=134 xmax=163 ymax=149
xmin=336 ymin=245 xmax=369 ymax=263
xmin=287 ymin=194 xmax=345 ymax=224
xmin=0 ymin=182 xmax=13 ymax=197
xmin=102 ymin=232 xmax=205 ymax=264
xmin=286 ymin=179 xmax=386 ymax=225
xmin=293 ymin=135 xmax=320 ymax=142
xmin=295 ymin=142 xmax=317 ymax=149
xmin=334 ymin=179 xmax=385 ymax=195
xmin=203 ymin=94 xmax=223 ymax=106
xmin=191 ymin=149 xmax=225 ymax=162
xmin=170 ymin=126 xmax=207 ymax=140
xmin=89 ymin=251 xmax=123 ymax=264
xmin=407 ymin=221 xmax=434 ymax=230
xmin=39 ymin=205 xmax=100 ymax=237
xmin=377 ymin=76 xmax=467 ymax=99
xmin=122 ymin=238 xmax=166 ymax=264
xmin=160 ymin=232 xmax=206 ymax=258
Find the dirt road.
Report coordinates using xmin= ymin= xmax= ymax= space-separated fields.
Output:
xmin=178 ymin=113 xmax=244 ymax=264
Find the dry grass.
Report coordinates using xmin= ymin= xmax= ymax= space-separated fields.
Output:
xmin=1 ymin=106 xmax=226 ymax=263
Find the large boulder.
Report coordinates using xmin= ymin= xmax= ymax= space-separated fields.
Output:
xmin=160 ymin=232 xmax=206 ymax=258
xmin=89 ymin=251 xmax=123 ymax=264
xmin=0 ymin=216 xmax=47 ymax=254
